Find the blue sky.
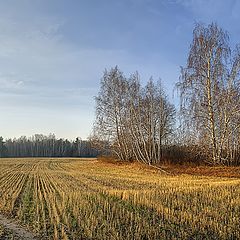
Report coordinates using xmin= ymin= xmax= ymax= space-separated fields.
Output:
xmin=1 ymin=0 xmax=240 ymax=140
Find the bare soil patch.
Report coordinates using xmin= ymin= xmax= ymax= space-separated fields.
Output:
xmin=0 ymin=214 xmax=37 ymax=240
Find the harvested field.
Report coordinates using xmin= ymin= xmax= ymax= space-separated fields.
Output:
xmin=0 ymin=158 xmax=239 ymax=239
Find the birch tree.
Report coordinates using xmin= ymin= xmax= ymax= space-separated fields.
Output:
xmin=127 ymin=75 xmax=175 ymax=164
xmin=94 ymin=66 xmax=132 ymax=161
xmin=177 ymin=23 xmax=240 ymax=165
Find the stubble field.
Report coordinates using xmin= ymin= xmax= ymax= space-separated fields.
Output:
xmin=0 ymin=158 xmax=239 ymax=239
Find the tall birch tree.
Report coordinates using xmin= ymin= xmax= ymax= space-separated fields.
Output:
xmin=177 ymin=23 xmax=240 ymax=165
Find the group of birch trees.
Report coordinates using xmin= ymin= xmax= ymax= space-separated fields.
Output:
xmin=177 ymin=23 xmax=240 ymax=165
xmin=93 ymin=67 xmax=175 ymax=165
xmin=94 ymin=22 xmax=240 ymax=166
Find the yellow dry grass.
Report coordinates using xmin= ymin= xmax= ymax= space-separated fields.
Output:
xmin=0 ymin=158 xmax=239 ymax=239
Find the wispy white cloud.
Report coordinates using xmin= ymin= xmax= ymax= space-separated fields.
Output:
xmin=174 ymin=0 xmax=237 ymax=21
xmin=0 ymin=2 xmax=145 ymax=139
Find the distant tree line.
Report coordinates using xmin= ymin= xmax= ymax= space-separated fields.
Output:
xmin=0 ymin=134 xmax=98 ymax=158
xmin=93 ymin=22 xmax=240 ymax=166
